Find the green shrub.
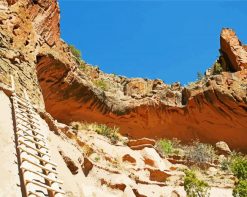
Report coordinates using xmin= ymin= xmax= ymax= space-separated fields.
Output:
xmin=213 ymin=62 xmax=223 ymax=74
xmin=197 ymin=72 xmax=204 ymax=81
xmin=231 ymin=155 xmax=247 ymax=180
xmin=94 ymin=124 xmax=120 ymax=144
xmin=70 ymin=122 xmax=121 ymax=144
xmin=233 ymin=180 xmax=247 ymax=197
xmin=69 ymin=44 xmax=81 ymax=60
xmin=94 ymin=156 xmax=100 ymax=162
xmin=185 ymin=141 xmax=215 ymax=164
xmin=184 ymin=170 xmax=209 ymax=197
xmin=156 ymin=139 xmax=179 ymax=155
xmin=93 ymin=79 xmax=108 ymax=91
xmin=220 ymin=158 xmax=231 ymax=171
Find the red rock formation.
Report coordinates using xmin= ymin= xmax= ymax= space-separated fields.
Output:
xmin=1 ymin=0 xmax=246 ymax=152
xmin=147 ymin=168 xmax=171 ymax=182
xmin=6 ymin=0 xmax=17 ymax=5
xmin=220 ymin=28 xmax=247 ymax=71
xmin=37 ymin=52 xmax=247 ymax=151
xmin=59 ymin=150 xmax=79 ymax=175
xmin=122 ymin=154 xmax=136 ymax=164
xmin=82 ymin=157 xmax=93 ymax=177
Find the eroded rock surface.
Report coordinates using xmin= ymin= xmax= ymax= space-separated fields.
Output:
xmin=0 ymin=0 xmax=246 ymax=151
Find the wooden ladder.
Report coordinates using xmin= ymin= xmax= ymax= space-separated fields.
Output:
xmin=11 ymin=76 xmax=65 ymax=197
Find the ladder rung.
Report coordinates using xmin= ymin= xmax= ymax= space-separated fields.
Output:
xmin=16 ymin=121 xmax=40 ymax=133
xmin=17 ymin=130 xmax=46 ymax=142
xmin=16 ymin=123 xmax=44 ymax=137
xmin=18 ymin=140 xmax=51 ymax=157
xmin=16 ymin=110 xmax=39 ymax=121
xmin=13 ymin=102 xmax=36 ymax=115
xmin=12 ymin=95 xmax=29 ymax=104
xmin=26 ymin=179 xmax=65 ymax=194
xmin=12 ymin=96 xmax=33 ymax=109
xmin=14 ymin=99 xmax=32 ymax=109
xmin=21 ymin=157 xmax=58 ymax=174
xmin=17 ymin=134 xmax=47 ymax=149
xmin=21 ymin=166 xmax=63 ymax=184
xmin=13 ymin=102 xmax=37 ymax=116
xmin=15 ymin=105 xmax=37 ymax=116
xmin=16 ymin=114 xmax=40 ymax=127
xmin=28 ymin=191 xmax=43 ymax=197
xmin=18 ymin=139 xmax=50 ymax=156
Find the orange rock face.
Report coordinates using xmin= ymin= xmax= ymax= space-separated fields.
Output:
xmin=35 ymin=30 xmax=247 ymax=152
xmin=1 ymin=1 xmax=246 ymax=152
xmin=36 ymin=52 xmax=247 ymax=151
xmin=220 ymin=28 xmax=247 ymax=71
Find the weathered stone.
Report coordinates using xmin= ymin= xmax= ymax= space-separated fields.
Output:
xmin=124 ymin=78 xmax=152 ymax=96
xmin=127 ymin=138 xmax=155 ymax=147
xmin=216 ymin=141 xmax=231 ymax=155
xmin=141 ymin=148 xmax=171 ymax=171
xmin=143 ymin=157 xmax=155 ymax=167
xmin=221 ymin=28 xmax=247 ymax=71
xmin=59 ymin=150 xmax=79 ymax=175
xmin=81 ymin=157 xmax=93 ymax=177
xmin=132 ymin=189 xmax=147 ymax=197
xmin=129 ymin=144 xmax=154 ymax=150
xmin=147 ymin=169 xmax=171 ymax=182
xmin=123 ymin=186 xmax=136 ymax=197
xmin=100 ymin=179 xmax=126 ymax=191
xmin=171 ymin=190 xmax=181 ymax=197
xmin=122 ymin=154 xmax=136 ymax=164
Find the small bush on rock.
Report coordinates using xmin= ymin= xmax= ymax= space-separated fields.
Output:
xmin=184 ymin=170 xmax=209 ymax=197
xmin=94 ymin=124 xmax=121 ymax=144
xmin=233 ymin=179 xmax=247 ymax=197
xmin=69 ymin=44 xmax=81 ymax=60
xmin=220 ymin=158 xmax=231 ymax=171
xmin=156 ymin=139 xmax=174 ymax=155
xmin=197 ymin=72 xmax=204 ymax=81
xmin=70 ymin=122 xmax=121 ymax=144
xmin=231 ymin=155 xmax=247 ymax=180
xmin=185 ymin=141 xmax=216 ymax=164
xmin=213 ymin=62 xmax=223 ymax=75
xmin=156 ymin=138 xmax=182 ymax=156
xmin=93 ymin=79 xmax=108 ymax=91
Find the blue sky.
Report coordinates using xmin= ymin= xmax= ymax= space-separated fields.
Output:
xmin=59 ymin=0 xmax=247 ymax=85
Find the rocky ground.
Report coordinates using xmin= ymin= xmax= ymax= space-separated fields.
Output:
xmin=44 ymin=120 xmax=238 ymax=197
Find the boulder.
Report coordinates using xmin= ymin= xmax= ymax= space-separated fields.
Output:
xmin=216 ymin=141 xmax=231 ymax=155
xmin=124 ymin=78 xmax=152 ymax=96
xmin=141 ymin=147 xmax=171 ymax=171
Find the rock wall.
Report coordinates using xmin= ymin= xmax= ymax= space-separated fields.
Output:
xmin=221 ymin=28 xmax=247 ymax=71
xmin=0 ymin=1 xmax=246 ymax=151
xmin=0 ymin=0 xmax=76 ymax=107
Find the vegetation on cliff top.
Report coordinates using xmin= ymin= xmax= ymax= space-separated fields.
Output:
xmin=69 ymin=44 xmax=82 ymax=61
xmin=184 ymin=169 xmax=209 ymax=197
xmin=71 ymin=122 xmax=121 ymax=144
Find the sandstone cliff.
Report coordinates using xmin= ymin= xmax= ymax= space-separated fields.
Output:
xmin=0 ymin=0 xmax=246 ymax=152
